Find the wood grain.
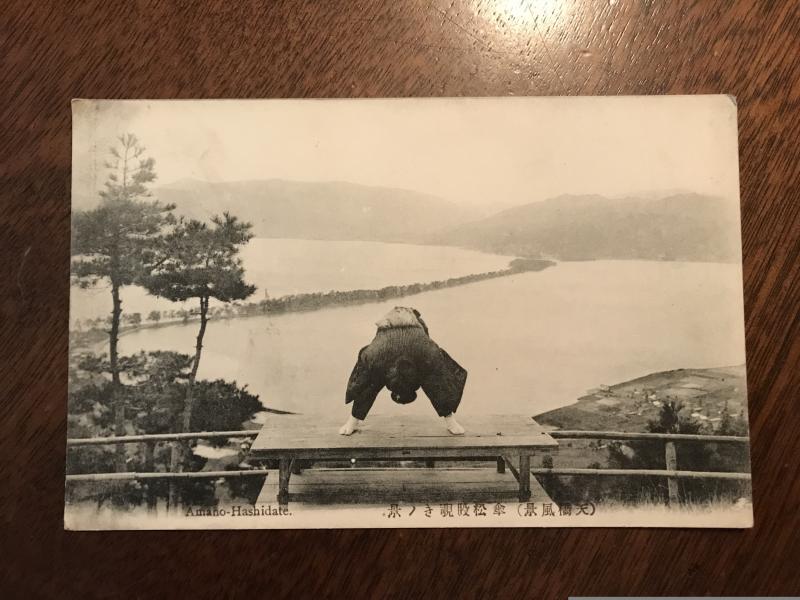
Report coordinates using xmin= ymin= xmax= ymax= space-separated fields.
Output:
xmin=251 ymin=414 xmax=557 ymax=454
xmin=1 ymin=0 xmax=799 ymax=597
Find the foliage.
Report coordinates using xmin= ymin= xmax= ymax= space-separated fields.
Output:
xmin=67 ymin=134 xmax=263 ymax=508
xmin=717 ymin=402 xmax=749 ymax=436
xmin=141 ymin=211 xmax=256 ymax=499
xmin=66 ymin=350 xmax=264 ymax=508
xmin=646 ymin=400 xmax=705 ymax=435
xmin=539 ymin=401 xmax=751 ymax=506
xmin=223 ymin=469 xmax=267 ymax=505
xmin=605 ymin=401 xmax=750 ymax=504
xmin=189 ymin=380 xmax=263 ymax=445
xmin=100 ymin=133 xmax=157 ymax=201
xmin=71 ymin=350 xmax=263 ymax=438
xmin=142 ymin=213 xmax=255 ymax=304
xmin=71 ymin=195 xmax=173 ymax=287
xmin=70 ymin=134 xmax=175 ymax=472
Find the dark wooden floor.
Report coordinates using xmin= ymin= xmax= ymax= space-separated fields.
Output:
xmin=2 ymin=1 xmax=799 ymax=597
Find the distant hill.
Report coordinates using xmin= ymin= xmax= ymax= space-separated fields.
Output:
xmin=155 ymin=179 xmax=477 ymax=242
xmin=535 ymin=365 xmax=748 ymax=433
xmin=428 ymin=193 xmax=742 ymax=262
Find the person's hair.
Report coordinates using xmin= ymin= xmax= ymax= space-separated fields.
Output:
xmin=386 ymin=357 xmax=419 ymax=404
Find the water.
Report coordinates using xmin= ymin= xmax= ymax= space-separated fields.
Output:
xmin=70 ymin=238 xmax=513 ymax=326
xmin=116 ymin=259 xmax=746 ymax=418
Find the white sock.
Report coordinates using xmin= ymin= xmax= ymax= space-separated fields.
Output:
xmin=444 ymin=413 xmax=465 ymax=435
xmin=339 ymin=415 xmax=362 ymax=435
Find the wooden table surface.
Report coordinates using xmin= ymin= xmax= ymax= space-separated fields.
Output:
xmin=2 ymin=1 xmax=799 ymax=597
xmin=250 ymin=414 xmax=558 ymax=456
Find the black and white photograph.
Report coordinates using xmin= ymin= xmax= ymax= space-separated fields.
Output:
xmin=65 ymin=96 xmax=751 ymax=529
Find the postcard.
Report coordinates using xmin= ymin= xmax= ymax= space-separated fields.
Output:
xmin=66 ymin=96 xmax=751 ymax=529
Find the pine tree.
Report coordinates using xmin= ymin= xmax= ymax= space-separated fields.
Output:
xmin=71 ymin=134 xmax=174 ymax=471
xmin=142 ymin=213 xmax=255 ymax=503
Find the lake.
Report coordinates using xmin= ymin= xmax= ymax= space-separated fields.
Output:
xmin=116 ymin=257 xmax=747 ymax=418
xmin=69 ymin=238 xmax=514 ymax=325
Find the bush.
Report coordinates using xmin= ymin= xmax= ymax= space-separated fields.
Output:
xmin=66 ymin=350 xmax=265 ymax=508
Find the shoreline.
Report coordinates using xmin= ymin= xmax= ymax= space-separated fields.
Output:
xmin=534 ymin=364 xmax=748 ymax=433
xmin=70 ymin=257 xmax=555 ymax=343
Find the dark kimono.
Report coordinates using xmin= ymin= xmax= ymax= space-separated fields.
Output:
xmin=345 ymin=308 xmax=467 ymax=419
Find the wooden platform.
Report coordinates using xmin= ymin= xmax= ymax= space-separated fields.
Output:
xmin=249 ymin=414 xmax=557 ymax=506
xmin=256 ymin=466 xmax=555 ymax=509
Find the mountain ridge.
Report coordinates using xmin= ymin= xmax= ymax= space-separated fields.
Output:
xmin=151 ymin=180 xmax=741 ymax=262
xmin=426 ymin=192 xmax=742 ymax=262
xmin=154 ymin=178 xmax=477 ymax=243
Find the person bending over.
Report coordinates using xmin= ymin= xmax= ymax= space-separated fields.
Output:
xmin=340 ymin=307 xmax=467 ymax=436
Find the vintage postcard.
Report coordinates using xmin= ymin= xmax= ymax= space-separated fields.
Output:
xmin=66 ymin=96 xmax=751 ymax=529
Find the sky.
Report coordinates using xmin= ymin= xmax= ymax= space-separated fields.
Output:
xmin=72 ymin=95 xmax=740 ymax=212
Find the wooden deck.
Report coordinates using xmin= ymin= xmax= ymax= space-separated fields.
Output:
xmin=249 ymin=414 xmax=557 ymax=507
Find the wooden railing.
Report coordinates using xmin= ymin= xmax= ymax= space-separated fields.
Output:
xmin=66 ymin=430 xmax=258 ymax=447
xmin=65 ymin=430 xmax=263 ymax=511
xmin=65 ymin=428 xmax=751 ymax=508
xmin=542 ymin=430 xmax=751 ymax=505
xmin=65 ymin=430 xmax=261 ymax=479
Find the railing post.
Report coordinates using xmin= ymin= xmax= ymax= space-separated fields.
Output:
xmin=665 ymin=441 xmax=679 ymax=506
xmin=518 ymin=454 xmax=531 ymax=502
xmin=168 ymin=440 xmax=181 ymax=513
xmin=144 ymin=441 xmax=156 ymax=513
